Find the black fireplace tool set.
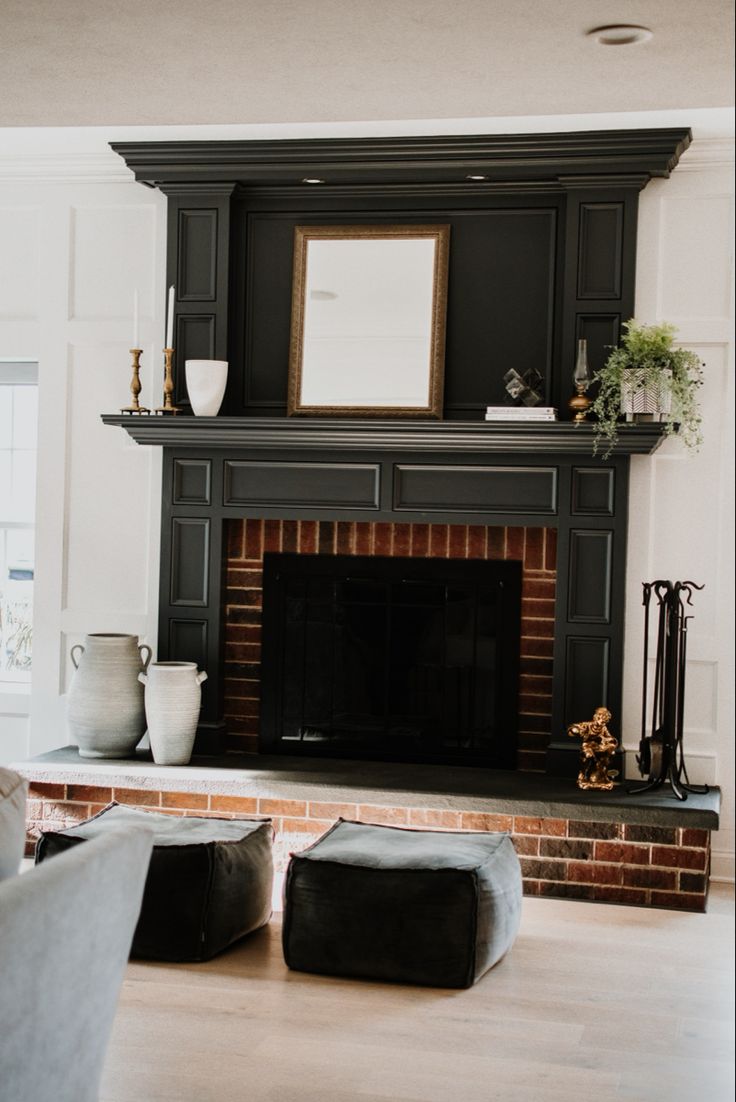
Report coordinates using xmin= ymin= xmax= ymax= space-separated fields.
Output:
xmin=630 ymin=580 xmax=709 ymax=801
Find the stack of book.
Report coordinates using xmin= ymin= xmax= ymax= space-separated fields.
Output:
xmin=484 ymin=406 xmax=557 ymax=422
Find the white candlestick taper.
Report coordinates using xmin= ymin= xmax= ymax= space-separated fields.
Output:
xmin=133 ymin=289 xmax=139 ymax=348
xmin=165 ymin=285 xmax=175 ymax=348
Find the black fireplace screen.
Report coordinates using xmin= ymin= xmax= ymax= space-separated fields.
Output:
xmin=259 ymin=553 xmax=521 ymax=768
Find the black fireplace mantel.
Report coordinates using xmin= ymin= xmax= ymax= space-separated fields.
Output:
xmin=102 ymin=415 xmax=666 ymax=456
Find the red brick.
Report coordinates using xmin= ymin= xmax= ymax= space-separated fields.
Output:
xmin=623 ymin=824 xmax=677 ymax=845
xmin=594 ymin=841 xmax=650 ymax=865
xmin=521 ymin=637 xmax=554 ymax=658
xmin=448 ymin=525 xmax=467 ymax=558
xmin=357 ymin=805 xmax=409 ymax=826
xmin=521 ymin=618 xmax=555 ymax=639
xmin=29 ymin=783 xmax=65 ymax=800
xmin=651 ymin=891 xmax=706 ymax=912
xmin=460 ymin=812 xmax=513 ymax=832
xmin=522 ymin=578 xmax=556 ymax=600
xmin=354 ymin=522 xmax=373 ymax=554
xmin=263 ymin=519 xmax=282 ymax=552
xmin=467 ymin=525 xmax=486 ymax=558
xmin=540 ymin=837 xmax=593 ymax=860
xmin=244 ymin=519 xmax=263 ymax=559
xmin=227 ymin=520 xmax=245 ymax=559
xmin=516 ymin=750 xmax=547 ymax=771
xmin=568 ymin=820 xmax=621 ymax=840
xmin=373 ymin=522 xmax=392 ymax=555
xmin=226 ymin=625 xmax=261 ymax=644
xmin=514 ymin=816 xmax=566 ymax=836
xmin=336 ymin=521 xmax=355 ymax=554
xmin=522 ymin=598 xmax=555 ymax=619
xmin=113 ymin=788 xmax=161 ymax=807
xmin=318 ymin=521 xmax=335 ymax=554
xmin=593 ymin=885 xmax=647 ymax=905
xmin=42 ymin=801 xmax=90 ymax=822
xmin=209 ymin=795 xmax=259 ymax=813
xmin=486 ymin=528 xmax=505 ymax=558
xmin=506 ymin=527 xmax=524 ymax=560
xmin=299 ymin=520 xmax=317 ymax=553
xmin=161 ymin=791 xmax=209 ymax=811
xmin=568 ymin=862 xmax=622 ymax=885
xmin=308 ymin=801 xmax=358 ymax=821
xmin=680 ymin=828 xmax=709 ymax=848
xmin=523 ymin=528 xmax=544 ymax=570
xmin=66 ymin=785 xmax=113 ymax=804
xmin=281 ymin=817 xmax=333 ymax=835
xmin=623 ymin=866 xmax=676 ymax=890
xmin=679 ymin=872 xmax=707 ymax=893
xmin=511 ymin=834 xmax=539 ymax=856
xmin=259 ymin=798 xmax=308 ymax=817
xmin=538 ymin=881 xmax=595 ymax=901
xmin=428 ymin=524 xmax=448 ymax=557
xmin=651 ymin=845 xmax=707 ymax=871
xmin=409 ymin=808 xmax=463 ymax=829
xmin=522 ymin=879 xmax=541 ymax=896
xmin=410 ymin=524 xmax=429 ymax=557
xmin=282 ymin=519 xmax=299 ymax=552
xmin=520 ymin=857 xmax=567 ymax=880
xmin=392 ymin=523 xmax=411 ymax=556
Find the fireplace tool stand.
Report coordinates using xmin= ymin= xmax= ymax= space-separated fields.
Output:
xmin=629 ymin=580 xmax=709 ymax=801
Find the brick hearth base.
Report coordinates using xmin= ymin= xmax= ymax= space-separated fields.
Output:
xmin=24 ymin=780 xmax=711 ymax=912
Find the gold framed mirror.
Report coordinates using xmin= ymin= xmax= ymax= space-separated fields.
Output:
xmin=287 ymin=224 xmax=450 ymax=418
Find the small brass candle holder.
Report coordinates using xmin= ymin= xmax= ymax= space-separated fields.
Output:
xmin=121 ymin=349 xmax=149 ymax=414
xmin=155 ymin=347 xmax=180 ymax=414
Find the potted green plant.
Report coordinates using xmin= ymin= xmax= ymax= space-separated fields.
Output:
xmin=591 ymin=319 xmax=704 ymax=457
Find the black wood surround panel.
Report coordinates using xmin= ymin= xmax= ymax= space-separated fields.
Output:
xmin=109 ymin=130 xmax=690 ymax=766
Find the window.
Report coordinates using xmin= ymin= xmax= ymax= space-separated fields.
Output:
xmin=0 ymin=362 xmax=37 ymax=683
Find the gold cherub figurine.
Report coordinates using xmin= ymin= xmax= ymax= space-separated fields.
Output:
xmin=567 ymin=706 xmax=619 ymax=790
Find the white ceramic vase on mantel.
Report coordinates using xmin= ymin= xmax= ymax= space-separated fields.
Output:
xmin=67 ymin=633 xmax=152 ymax=758
xmin=139 ymin=661 xmax=208 ymax=766
xmin=185 ymin=359 xmax=228 ymax=416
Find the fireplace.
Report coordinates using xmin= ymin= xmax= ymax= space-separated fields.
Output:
xmin=258 ymin=550 xmax=522 ymax=767
xmin=223 ymin=518 xmax=558 ymax=771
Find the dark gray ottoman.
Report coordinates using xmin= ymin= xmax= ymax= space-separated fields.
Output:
xmin=36 ymin=803 xmax=273 ymax=962
xmin=283 ymin=819 xmax=522 ymax=988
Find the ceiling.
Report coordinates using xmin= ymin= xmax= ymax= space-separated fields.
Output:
xmin=1 ymin=0 xmax=733 ymax=129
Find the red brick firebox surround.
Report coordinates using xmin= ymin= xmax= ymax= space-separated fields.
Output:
xmin=223 ymin=518 xmax=557 ymax=770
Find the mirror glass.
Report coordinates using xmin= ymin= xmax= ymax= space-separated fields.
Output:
xmin=287 ymin=225 xmax=449 ymax=417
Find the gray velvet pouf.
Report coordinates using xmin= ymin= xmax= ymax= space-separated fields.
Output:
xmin=283 ymin=819 xmax=523 ymax=988
xmin=36 ymin=803 xmax=274 ymax=961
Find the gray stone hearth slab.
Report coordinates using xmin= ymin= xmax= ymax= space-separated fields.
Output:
xmin=13 ymin=747 xmax=720 ymax=829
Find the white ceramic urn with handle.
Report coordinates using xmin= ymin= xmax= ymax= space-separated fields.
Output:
xmin=138 ymin=661 xmax=208 ymax=765
xmin=67 ymin=633 xmax=152 ymax=758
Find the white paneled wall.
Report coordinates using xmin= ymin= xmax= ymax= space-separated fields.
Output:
xmin=0 ymin=131 xmax=733 ymax=880
xmin=626 ymin=150 xmax=735 ymax=880
xmin=0 ymin=177 xmax=165 ymax=763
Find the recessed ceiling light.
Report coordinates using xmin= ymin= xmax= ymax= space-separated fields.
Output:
xmin=587 ymin=24 xmax=653 ymax=46
xmin=466 ymin=174 xmax=488 ymax=181
xmin=302 ymin=177 xmax=325 ymax=184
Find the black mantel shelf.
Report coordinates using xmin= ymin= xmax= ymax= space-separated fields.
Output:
xmin=101 ymin=415 xmax=667 ymax=455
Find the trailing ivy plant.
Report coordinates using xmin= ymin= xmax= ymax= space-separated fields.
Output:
xmin=591 ymin=319 xmax=705 ymax=457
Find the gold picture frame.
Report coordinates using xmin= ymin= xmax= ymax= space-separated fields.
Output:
xmin=287 ymin=224 xmax=450 ymax=418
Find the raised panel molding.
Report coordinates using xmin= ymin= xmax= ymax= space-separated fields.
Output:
xmin=394 ymin=465 xmax=558 ymax=514
xmin=577 ymin=203 xmax=624 ymax=299
xmin=69 ymin=205 xmax=156 ymax=321
xmin=177 ymin=209 xmax=218 ymax=300
xmin=170 ymin=518 xmax=210 ymax=606
xmin=568 ymin=529 xmax=613 ymax=622
xmin=564 ymin=636 xmax=611 ymax=720
xmin=0 ymin=207 xmax=40 ymax=319
xmin=224 ymin=461 xmax=380 ymax=509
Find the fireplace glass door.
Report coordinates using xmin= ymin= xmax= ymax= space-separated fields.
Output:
xmin=260 ymin=554 xmax=521 ymax=768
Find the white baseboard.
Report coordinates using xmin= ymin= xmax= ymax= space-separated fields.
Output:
xmin=710 ymin=850 xmax=735 ymax=883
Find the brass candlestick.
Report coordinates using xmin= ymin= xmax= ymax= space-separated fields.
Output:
xmin=121 ymin=349 xmax=149 ymax=414
xmin=156 ymin=348 xmax=180 ymax=414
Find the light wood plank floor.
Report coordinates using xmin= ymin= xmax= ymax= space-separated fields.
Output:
xmin=101 ymin=885 xmax=735 ymax=1102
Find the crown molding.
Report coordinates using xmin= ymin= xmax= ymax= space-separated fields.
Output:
xmin=677 ymin=137 xmax=735 ymax=170
xmin=0 ymin=151 xmax=133 ymax=183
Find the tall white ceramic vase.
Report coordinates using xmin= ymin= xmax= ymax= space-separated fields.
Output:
xmin=185 ymin=359 xmax=228 ymax=416
xmin=67 ymin=634 xmax=152 ymax=758
xmin=139 ymin=661 xmax=208 ymax=766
